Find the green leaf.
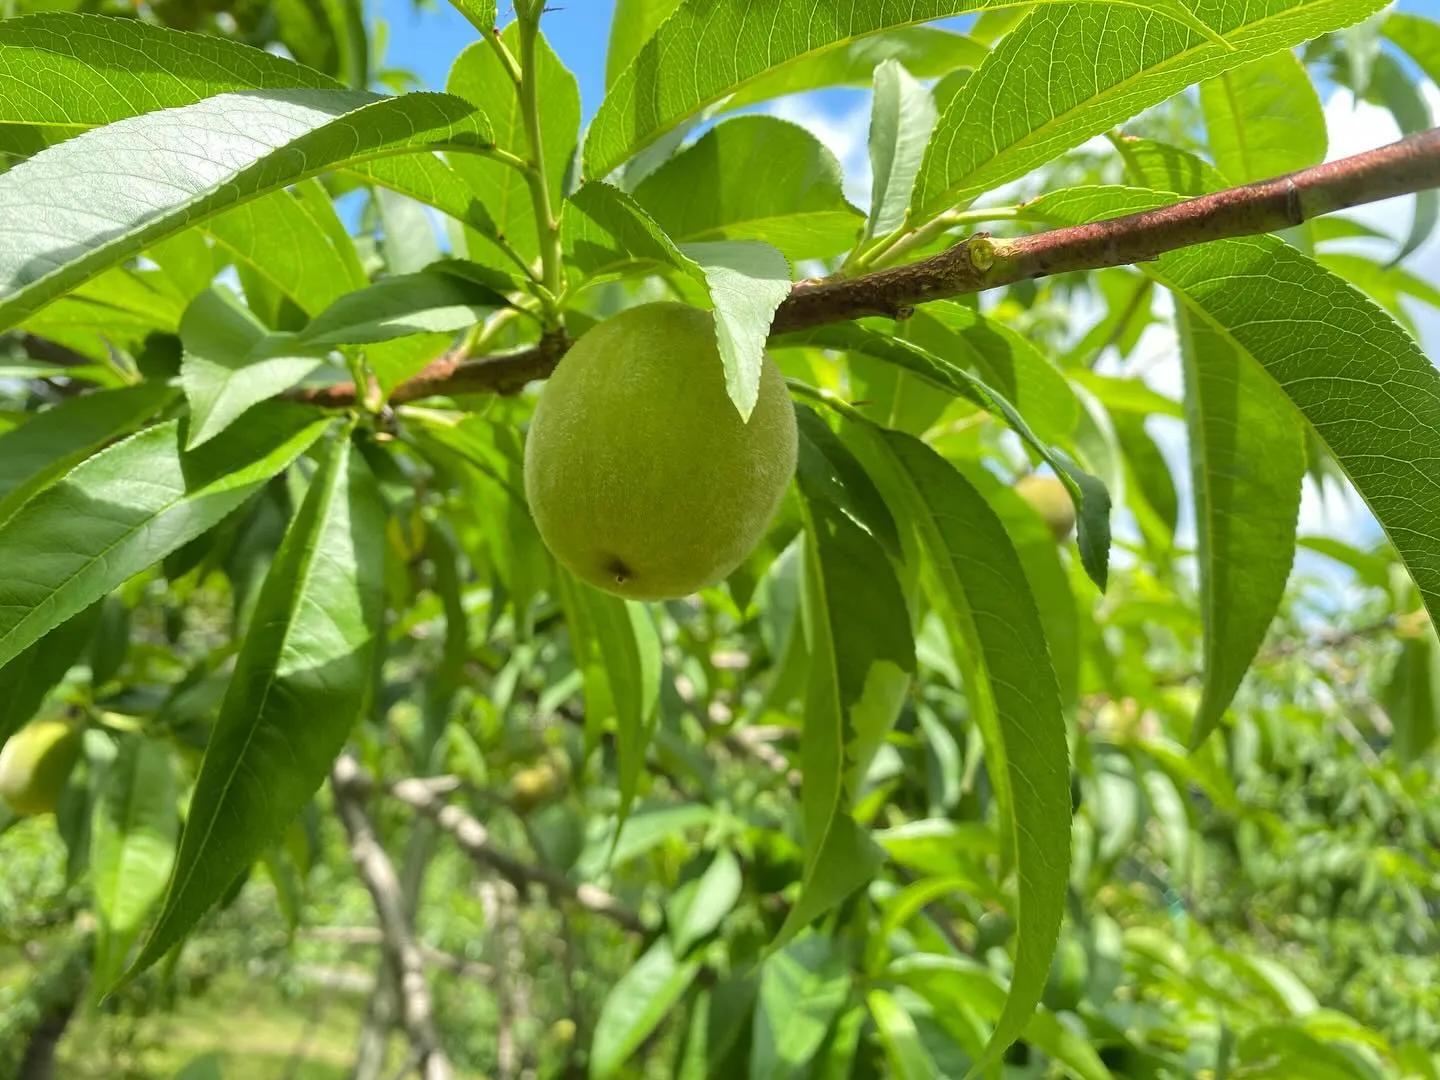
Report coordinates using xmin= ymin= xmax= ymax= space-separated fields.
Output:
xmin=911 ymin=0 xmax=1387 ymax=221
xmin=866 ymin=59 xmax=938 ymax=244
xmin=590 ymin=937 xmax=702 ymax=1079
xmin=1177 ymin=304 xmax=1304 ymax=747
xmin=556 ymin=571 xmax=661 ymax=843
xmin=907 ymin=300 xmax=1079 ymax=447
xmin=667 ymin=847 xmax=743 ymax=957
xmin=1382 ymin=628 xmax=1440 ymax=762
xmin=1200 ymin=50 xmax=1326 ymax=185
xmin=726 ymin=28 xmax=988 ymax=111
xmin=91 ymin=734 xmax=178 ymax=993
xmin=1029 ymin=185 xmax=1440 ymax=697
xmin=205 ymin=184 xmax=367 ymax=318
xmin=564 ymin=182 xmax=789 ymax=419
xmin=794 ymin=405 xmax=902 ymax=558
xmin=0 ymin=403 xmax=330 ymax=671
xmin=180 ymin=288 xmax=329 ymax=449
xmin=0 ymin=382 xmax=177 ymax=523
xmin=751 ymin=934 xmax=852 ymax=1080
xmin=607 ymin=0 xmax=686 ymax=88
xmin=375 ymin=187 xmax=443 ymax=276
xmin=1357 ymin=51 xmax=1437 ymax=265
xmin=774 ymin=498 xmax=911 ymax=947
xmin=129 ymin=433 xmax=385 ymax=980
xmin=0 ymin=89 xmax=493 ymax=332
xmin=0 ymin=14 xmax=333 ymax=129
xmin=854 ymin=430 xmax=1069 ymax=1071
xmin=0 ymin=605 xmax=100 ymax=748
xmin=299 ymin=269 xmax=506 ymax=346
xmin=952 ymin=463 xmax=1080 ymax=713
xmin=583 ymin=0 xmax=1227 ymax=179
xmin=780 ymin=323 xmax=1109 ymax=590
xmin=890 ymin=955 xmax=1116 ymax=1080
xmin=868 ymin=989 xmax=938 ymax=1080
xmin=445 ymin=0 xmax=497 ymax=33
xmin=447 ymin=26 xmax=579 ymax=266
xmin=632 ymin=116 xmax=862 ymax=262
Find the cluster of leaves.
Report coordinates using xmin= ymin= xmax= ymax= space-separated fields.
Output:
xmin=1 ymin=0 xmax=1440 ymax=1076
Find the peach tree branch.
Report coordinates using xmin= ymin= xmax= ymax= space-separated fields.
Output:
xmin=288 ymin=127 xmax=1440 ymax=406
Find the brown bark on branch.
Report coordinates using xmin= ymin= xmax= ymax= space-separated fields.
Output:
xmin=331 ymin=756 xmax=453 ymax=1080
xmin=345 ymin=764 xmax=647 ymax=934
xmin=290 ymin=127 xmax=1440 ymax=407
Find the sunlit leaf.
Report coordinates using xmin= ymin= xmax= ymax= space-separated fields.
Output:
xmin=130 ymin=432 xmax=385 ymax=979
xmin=0 ymin=404 xmax=330 ymax=670
xmin=854 ymin=430 xmax=1069 ymax=1070
xmin=1177 ymin=304 xmax=1305 ymax=747
xmin=91 ymin=735 xmax=178 ymax=993
xmin=0 ymin=89 xmax=493 ymax=331
xmin=911 ymin=0 xmax=1387 ymax=221
xmin=1200 ymin=50 xmax=1326 ymax=184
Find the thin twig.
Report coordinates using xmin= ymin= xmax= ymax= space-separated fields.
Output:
xmin=331 ymin=756 xmax=454 ymax=1080
xmin=346 ymin=763 xmax=647 ymax=933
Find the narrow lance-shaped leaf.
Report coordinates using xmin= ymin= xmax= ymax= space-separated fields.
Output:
xmin=591 ymin=938 xmax=702 ymax=1080
xmin=0 ymin=604 xmax=101 ymax=748
xmin=1358 ymin=51 xmax=1438 ymax=266
xmin=0 ymin=403 xmax=331 ymax=670
xmin=0 ymin=16 xmax=510 ymax=255
xmin=1177 ymin=304 xmax=1304 ymax=747
xmin=127 ymin=432 xmax=386 ymax=980
xmin=779 ymin=322 xmax=1111 ymax=590
xmin=297 ymin=269 xmax=507 ymax=346
xmin=204 ymin=184 xmax=367 ymax=318
xmin=585 ymin=0 xmax=1227 ymax=178
xmin=90 ymin=735 xmax=178 ymax=993
xmin=556 ymin=569 xmax=661 ymax=844
xmin=0 ymin=381 xmax=177 ymax=523
xmin=852 ymin=427 xmax=1069 ymax=1071
xmin=865 ymin=59 xmax=938 ymax=244
xmin=1028 ymin=185 xmax=1440 ymax=703
xmin=772 ymin=496 xmax=912 ymax=948
xmin=180 ymin=288 xmax=329 ymax=449
xmin=910 ymin=0 xmax=1387 ymax=222
xmin=0 ymin=89 xmax=494 ymax=331
xmin=751 ymin=934 xmax=852 ymax=1079
xmin=564 ymin=182 xmax=789 ymax=419
xmin=726 ymin=27 xmax=988 ymax=112
xmin=632 ymin=116 xmax=863 ymax=262
xmin=1199 ymin=50 xmax=1327 ymax=185
xmin=606 ymin=0 xmax=685 ymax=88
xmin=0 ymin=13 xmax=335 ymax=129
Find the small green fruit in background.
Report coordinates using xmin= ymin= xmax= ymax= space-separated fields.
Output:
xmin=524 ymin=302 xmax=798 ymax=601
xmin=509 ymin=761 xmax=563 ymax=814
xmin=0 ymin=717 xmax=83 ymax=816
xmin=1014 ymin=473 xmax=1078 ymax=543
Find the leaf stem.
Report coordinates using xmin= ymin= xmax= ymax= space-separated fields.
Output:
xmin=516 ymin=12 xmax=565 ymax=326
xmin=785 ymin=379 xmax=869 ymax=425
xmin=484 ymin=26 xmax=523 ymax=88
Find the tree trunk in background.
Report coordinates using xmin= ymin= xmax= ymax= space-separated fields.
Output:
xmin=3 ymin=939 xmax=90 ymax=1080
xmin=349 ymin=793 xmax=439 ymax=1080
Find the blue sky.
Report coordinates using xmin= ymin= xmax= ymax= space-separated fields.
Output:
xmin=378 ymin=0 xmax=616 ymax=111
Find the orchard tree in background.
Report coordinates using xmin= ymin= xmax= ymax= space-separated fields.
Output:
xmin=0 ymin=0 xmax=1439 ymax=1077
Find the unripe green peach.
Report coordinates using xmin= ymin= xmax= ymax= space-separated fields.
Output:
xmin=523 ymin=303 xmax=798 ymax=600
xmin=1014 ymin=473 xmax=1077 ymax=543
xmin=509 ymin=762 xmax=563 ymax=814
xmin=0 ymin=717 xmax=82 ymax=816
